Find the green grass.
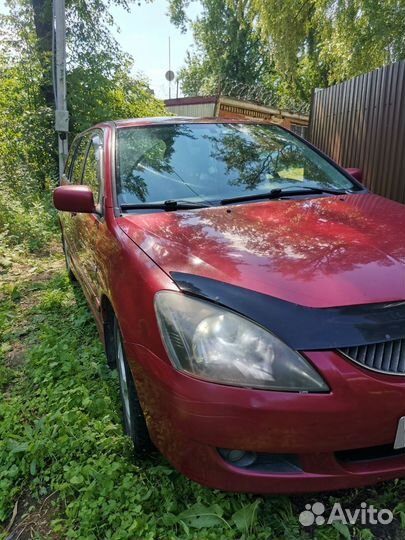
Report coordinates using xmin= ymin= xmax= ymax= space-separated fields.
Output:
xmin=0 ymin=245 xmax=404 ymax=540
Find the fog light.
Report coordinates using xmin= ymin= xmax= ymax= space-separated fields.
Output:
xmin=218 ymin=448 xmax=302 ymax=473
xmin=218 ymin=448 xmax=257 ymax=467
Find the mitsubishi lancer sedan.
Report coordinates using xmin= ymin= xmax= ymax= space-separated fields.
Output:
xmin=53 ymin=117 xmax=405 ymax=493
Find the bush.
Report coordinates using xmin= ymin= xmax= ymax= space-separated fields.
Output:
xmin=0 ymin=182 xmax=58 ymax=253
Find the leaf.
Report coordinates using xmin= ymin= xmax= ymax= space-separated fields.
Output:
xmin=399 ymin=511 xmax=405 ymax=529
xmin=332 ymin=521 xmax=351 ymax=540
xmin=178 ymin=503 xmax=226 ymax=529
xmin=69 ymin=474 xmax=84 ymax=485
xmin=358 ymin=529 xmax=374 ymax=540
xmin=232 ymin=499 xmax=261 ymax=532
xmin=178 ymin=519 xmax=190 ymax=536
xmin=395 ymin=502 xmax=405 ymax=528
xmin=161 ymin=513 xmax=178 ymax=527
xmin=7 ymin=440 xmax=29 ymax=453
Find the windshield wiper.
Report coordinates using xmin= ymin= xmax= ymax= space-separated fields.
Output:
xmin=221 ymin=186 xmax=349 ymax=205
xmin=120 ymin=200 xmax=212 ymax=212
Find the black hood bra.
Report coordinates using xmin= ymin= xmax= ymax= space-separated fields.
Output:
xmin=171 ymin=272 xmax=405 ymax=351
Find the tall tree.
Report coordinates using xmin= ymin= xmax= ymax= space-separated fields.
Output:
xmin=27 ymin=0 xmax=132 ymax=109
xmin=174 ymin=0 xmax=276 ymax=96
xmin=0 ymin=0 xmax=165 ymax=191
xmin=171 ymin=0 xmax=405 ymax=102
xmin=252 ymin=0 xmax=405 ymax=85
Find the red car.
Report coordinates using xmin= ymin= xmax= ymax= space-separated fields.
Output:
xmin=54 ymin=117 xmax=405 ymax=493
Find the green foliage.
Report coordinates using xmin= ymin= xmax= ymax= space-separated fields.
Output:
xmin=0 ymin=50 xmax=57 ymax=192
xmin=176 ymin=0 xmax=276 ymax=96
xmin=254 ymin=0 xmax=405 ymax=92
xmin=0 ymin=186 xmax=57 ymax=251
xmin=172 ymin=0 xmax=405 ymax=103
xmin=0 ymin=0 xmax=165 ymax=254
xmin=68 ymin=65 xmax=166 ymax=134
xmin=0 ymin=49 xmax=58 ymax=250
xmin=2 ymin=0 xmax=166 ymax=138
xmin=178 ymin=50 xmax=217 ymax=96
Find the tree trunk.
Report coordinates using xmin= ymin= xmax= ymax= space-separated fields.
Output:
xmin=31 ymin=0 xmax=54 ymax=109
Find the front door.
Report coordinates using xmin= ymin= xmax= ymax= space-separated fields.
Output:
xmin=75 ymin=130 xmax=105 ymax=314
xmin=60 ymin=134 xmax=90 ymax=277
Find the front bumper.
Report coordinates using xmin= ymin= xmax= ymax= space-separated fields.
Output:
xmin=126 ymin=344 xmax=405 ymax=493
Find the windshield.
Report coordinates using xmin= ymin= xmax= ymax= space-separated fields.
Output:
xmin=116 ymin=123 xmax=360 ymax=206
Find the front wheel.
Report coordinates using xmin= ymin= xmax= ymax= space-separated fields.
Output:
xmin=114 ymin=319 xmax=153 ymax=455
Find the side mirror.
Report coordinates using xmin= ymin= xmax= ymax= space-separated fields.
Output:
xmin=345 ymin=168 xmax=363 ymax=182
xmin=53 ymin=185 xmax=96 ymax=214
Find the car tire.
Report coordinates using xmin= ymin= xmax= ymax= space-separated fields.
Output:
xmin=113 ymin=318 xmax=154 ymax=455
xmin=62 ymin=235 xmax=77 ymax=281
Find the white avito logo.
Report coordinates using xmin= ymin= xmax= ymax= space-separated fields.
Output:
xmin=299 ymin=502 xmax=326 ymax=526
xmin=299 ymin=502 xmax=394 ymax=527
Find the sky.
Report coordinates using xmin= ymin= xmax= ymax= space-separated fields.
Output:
xmin=0 ymin=0 xmax=200 ymax=99
xmin=110 ymin=0 xmax=201 ymax=99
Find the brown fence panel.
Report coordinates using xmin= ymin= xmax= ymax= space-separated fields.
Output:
xmin=309 ymin=61 xmax=405 ymax=203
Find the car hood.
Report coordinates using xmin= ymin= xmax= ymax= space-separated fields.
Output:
xmin=117 ymin=193 xmax=405 ymax=308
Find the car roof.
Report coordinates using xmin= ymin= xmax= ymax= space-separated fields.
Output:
xmin=95 ymin=116 xmax=275 ymax=129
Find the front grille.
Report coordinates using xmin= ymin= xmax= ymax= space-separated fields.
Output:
xmin=338 ymin=340 xmax=405 ymax=376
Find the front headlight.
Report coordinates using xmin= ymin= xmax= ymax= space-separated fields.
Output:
xmin=154 ymin=291 xmax=328 ymax=392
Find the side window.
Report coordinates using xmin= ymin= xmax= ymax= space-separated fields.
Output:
xmin=64 ymin=138 xmax=79 ymax=181
xmin=82 ymin=131 xmax=103 ymax=208
xmin=70 ymin=136 xmax=90 ymax=184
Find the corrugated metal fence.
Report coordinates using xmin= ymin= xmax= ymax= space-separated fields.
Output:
xmin=309 ymin=61 xmax=405 ymax=203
